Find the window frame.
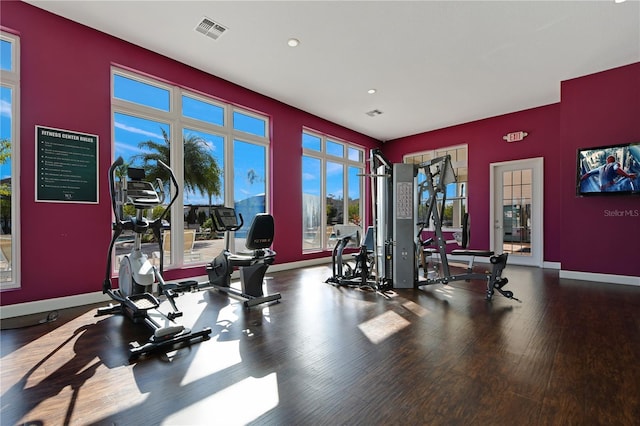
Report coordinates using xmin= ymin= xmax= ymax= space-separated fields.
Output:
xmin=111 ymin=67 xmax=270 ymax=267
xmin=302 ymin=129 xmax=365 ymax=252
xmin=0 ymin=31 xmax=21 ymax=290
xmin=404 ymin=143 xmax=468 ymax=232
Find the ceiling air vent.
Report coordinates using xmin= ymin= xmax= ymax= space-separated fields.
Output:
xmin=366 ymin=109 xmax=383 ymax=117
xmin=195 ymin=17 xmax=228 ymax=40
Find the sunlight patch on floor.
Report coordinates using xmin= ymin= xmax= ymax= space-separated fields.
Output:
xmin=179 ymin=301 xmax=246 ymax=386
xmin=434 ymin=287 xmax=454 ymax=298
xmin=402 ymin=300 xmax=429 ymax=317
xmin=358 ymin=310 xmax=410 ymax=344
xmin=180 ymin=339 xmax=240 ymax=387
xmin=166 ymin=373 xmax=279 ymax=425
xmin=217 ymin=302 xmax=241 ymax=323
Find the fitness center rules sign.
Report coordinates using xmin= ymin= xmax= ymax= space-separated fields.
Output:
xmin=35 ymin=125 xmax=99 ymax=203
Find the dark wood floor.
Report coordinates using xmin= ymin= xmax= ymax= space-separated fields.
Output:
xmin=1 ymin=264 xmax=639 ymax=425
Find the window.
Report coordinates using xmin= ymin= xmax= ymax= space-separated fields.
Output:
xmin=112 ymin=68 xmax=270 ymax=269
xmin=0 ymin=32 xmax=20 ymax=289
xmin=405 ymin=144 xmax=468 ymax=230
xmin=302 ymin=130 xmax=365 ymax=251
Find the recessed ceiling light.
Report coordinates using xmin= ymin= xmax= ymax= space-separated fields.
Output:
xmin=287 ymin=38 xmax=300 ymax=47
xmin=367 ymin=89 xmax=377 ymax=94
xmin=614 ymin=0 xmax=626 ymax=3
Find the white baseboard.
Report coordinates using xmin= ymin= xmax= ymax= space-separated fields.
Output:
xmin=1 ymin=291 xmax=112 ymax=320
xmin=0 ymin=257 xmax=333 ymax=320
xmin=543 ymin=261 xmax=561 ymax=269
xmin=559 ymin=270 xmax=640 ymax=286
xmin=270 ymin=256 xmax=332 ymax=272
xmin=3 ymin=258 xmax=636 ymax=319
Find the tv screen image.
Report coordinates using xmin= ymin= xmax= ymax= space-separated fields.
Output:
xmin=577 ymin=142 xmax=639 ymax=196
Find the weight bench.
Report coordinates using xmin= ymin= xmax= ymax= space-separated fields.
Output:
xmin=449 ymin=213 xmax=497 ymax=272
xmin=420 ymin=212 xmax=515 ymax=301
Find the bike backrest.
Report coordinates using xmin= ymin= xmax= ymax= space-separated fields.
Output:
xmin=362 ymin=226 xmax=375 ymax=251
xmin=245 ymin=214 xmax=275 ymax=250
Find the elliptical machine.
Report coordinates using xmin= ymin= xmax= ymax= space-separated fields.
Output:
xmin=97 ymin=157 xmax=211 ymax=361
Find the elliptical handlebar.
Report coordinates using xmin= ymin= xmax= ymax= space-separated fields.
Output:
xmin=104 ymin=156 xmax=126 ymax=294
xmin=153 ymin=159 xmax=179 ymax=227
xmin=109 ymin=156 xmax=125 ymax=222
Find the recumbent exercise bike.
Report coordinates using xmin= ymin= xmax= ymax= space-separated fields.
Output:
xmin=206 ymin=206 xmax=281 ymax=308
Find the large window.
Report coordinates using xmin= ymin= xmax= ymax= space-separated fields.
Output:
xmin=0 ymin=32 xmax=20 ymax=289
xmin=302 ymin=130 xmax=364 ymax=251
xmin=112 ymin=68 xmax=270 ymax=269
xmin=405 ymin=144 xmax=468 ymax=231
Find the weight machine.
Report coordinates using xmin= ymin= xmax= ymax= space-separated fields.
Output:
xmin=416 ymin=155 xmax=518 ymax=301
xmin=325 ymin=226 xmax=376 ymax=289
xmin=368 ymin=149 xmax=519 ymax=301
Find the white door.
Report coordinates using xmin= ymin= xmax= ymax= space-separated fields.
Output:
xmin=490 ymin=158 xmax=544 ymax=267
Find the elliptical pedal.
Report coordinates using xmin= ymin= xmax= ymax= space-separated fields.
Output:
xmin=154 ymin=325 xmax=186 ymax=339
xmin=127 ymin=293 xmax=160 ymax=311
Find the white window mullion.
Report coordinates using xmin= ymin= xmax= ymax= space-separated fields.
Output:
xmin=170 ymin=86 xmax=185 ymax=265
xmin=1 ymin=32 xmax=20 ymax=289
xmin=224 ymin=107 xmax=235 ymax=252
xmin=321 ymin=157 xmax=327 ymax=248
xmin=225 ymin=107 xmax=234 ymax=208
xmin=343 ymin=165 xmax=349 ymax=229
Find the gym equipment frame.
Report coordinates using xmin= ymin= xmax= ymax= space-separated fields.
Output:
xmin=205 ymin=206 xmax=281 ymax=308
xmin=326 ymin=226 xmax=377 ymax=290
xmin=97 ymin=157 xmax=211 ymax=361
xmin=416 ymin=155 xmax=519 ymax=302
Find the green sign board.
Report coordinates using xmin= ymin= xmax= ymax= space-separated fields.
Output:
xmin=36 ymin=126 xmax=99 ymax=203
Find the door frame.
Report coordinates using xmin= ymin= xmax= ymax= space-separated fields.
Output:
xmin=489 ymin=157 xmax=544 ymax=267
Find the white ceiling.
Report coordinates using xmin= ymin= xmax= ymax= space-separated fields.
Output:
xmin=25 ymin=0 xmax=640 ymax=141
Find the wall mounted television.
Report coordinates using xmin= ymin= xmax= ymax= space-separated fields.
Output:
xmin=577 ymin=142 xmax=639 ymax=196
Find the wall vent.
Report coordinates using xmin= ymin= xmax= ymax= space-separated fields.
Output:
xmin=365 ymin=109 xmax=383 ymax=117
xmin=195 ymin=17 xmax=228 ymax=40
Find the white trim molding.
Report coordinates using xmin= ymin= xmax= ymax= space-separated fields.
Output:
xmin=0 ymin=257 xmax=333 ymax=319
xmin=560 ymin=270 xmax=640 ymax=286
xmin=1 ymin=291 xmax=111 ymax=320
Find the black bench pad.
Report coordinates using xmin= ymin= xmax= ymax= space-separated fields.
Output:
xmin=451 ymin=249 xmax=494 ymax=257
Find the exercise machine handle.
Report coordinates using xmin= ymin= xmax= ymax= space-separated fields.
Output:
xmin=108 ymin=156 xmax=124 ymax=221
xmin=235 ymin=213 xmax=244 ymax=231
xmin=155 ymin=159 xmax=179 ymax=225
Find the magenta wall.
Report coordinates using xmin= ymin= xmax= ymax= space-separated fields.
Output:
xmin=2 ymin=2 xmax=637 ymax=307
xmin=382 ymin=104 xmax=563 ymax=261
xmin=560 ymin=62 xmax=640 ymax=276
xmin=382 ymin=62 xmax=639 ymax=278
xmin=0 ymin=2 xmax=380 ymax=305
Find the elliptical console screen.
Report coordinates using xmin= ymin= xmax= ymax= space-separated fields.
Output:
xmin=127 ymin=181 xmax=160 ymax=205
xmin=215 ymin=207 xmax=239 ymax=230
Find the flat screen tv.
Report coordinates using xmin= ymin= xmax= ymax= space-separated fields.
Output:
xmin=577 ymin=142 xmax=639 ymax=196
